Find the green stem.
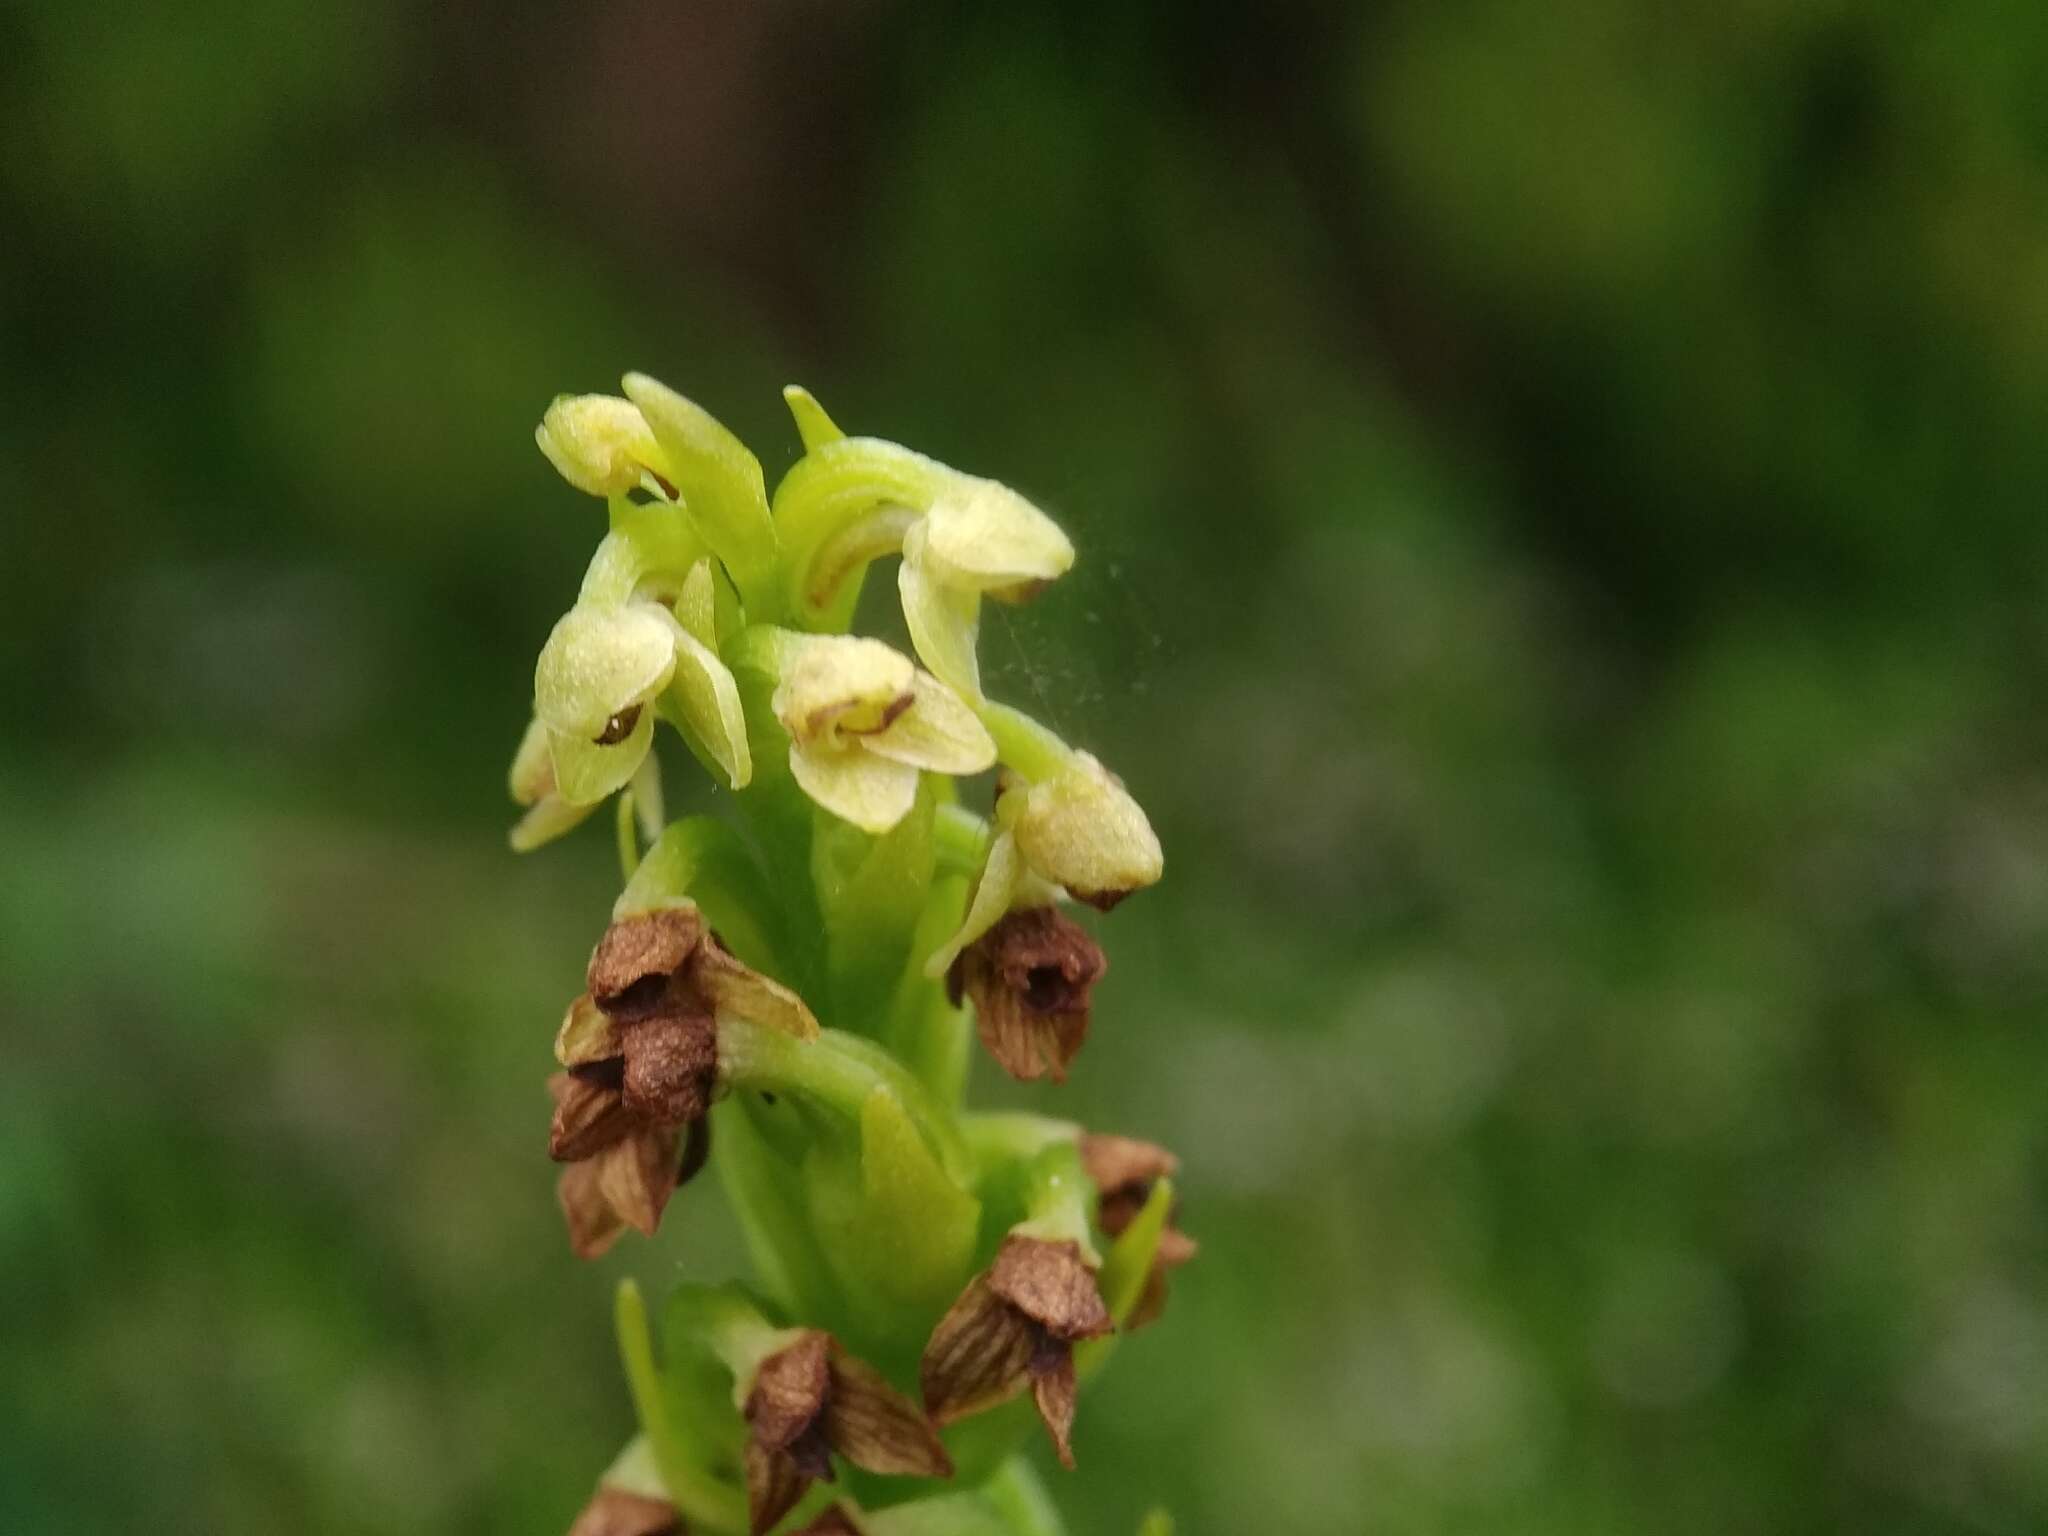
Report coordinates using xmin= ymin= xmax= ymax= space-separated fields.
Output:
xmin=981 ymin=1456 xmax=1072 ymax=1536
xmin=933 ymin=803 xmax=992 ymax=874
xmin=1014 ymin=1140 xmax=1098 ymax=1259
xmin=961 ymin=1112 xmax=1079 ymax=1169
xmin=614 ymin=1280 xmax=750 ymax=1534
xmin=614 ymin=791 xmax=641 ymax=883
xmin=717 ymin=1018 xmax=970 ymax=1178
xmin=976 ymin=699 xmax=1073 ymax=781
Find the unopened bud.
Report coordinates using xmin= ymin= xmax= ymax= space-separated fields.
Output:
xmin=918 ymin=477 xmax=1074 ymax=600
xmin=1014 ymin=753 xmax=1163 ymax=908
xmin=537 ymin=394 xmax=673 ymax=498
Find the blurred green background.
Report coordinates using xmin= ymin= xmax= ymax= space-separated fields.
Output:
xmin=7 ymin=3 xmax=2048 ymax=1533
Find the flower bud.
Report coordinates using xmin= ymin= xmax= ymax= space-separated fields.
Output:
xmin=1014 ymin=753 xmax=1163 ymax=908
xmin=537 ymin=394 xmax=673 ymax=498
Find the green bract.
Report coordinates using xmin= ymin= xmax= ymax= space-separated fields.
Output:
xmin=505 ymin=377 xmax=1179 ymax=1536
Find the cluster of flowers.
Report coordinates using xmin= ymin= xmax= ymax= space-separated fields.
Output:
xmin=508 ymin=377 xmax=1188 ymax=1536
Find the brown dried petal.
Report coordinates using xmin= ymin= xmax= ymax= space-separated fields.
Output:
xmin=619 ymin=1011 xmax=719 ymax=1127
xmin=1154 ymin=1227 xmax=1199 ymax=1269
xmin=747 ymin=1332 xmax=833 ymax=1455
xmin=556 ymin=992 xmax=623 ymax=1068
xmin=951 ymin=909 xmax=1105 ymax=1083
xmin=1078 ymin=1133 xmax=1178 ymax=1208
xmin=920 ymin=1274 xmax=1039 ymax=1426
xmin=743 ymin=1438 xmax=815 ymax=1536
xmin=566 ymin=1487 xmax=681 ymax=1536
xmin=746 ymin=1331 xmax=834 ymax=1535
xmin=549 ymin=1068 xmax=637 ymax=1162
xmin=588 ymin=907 xmax=705 ymax=1019
xmin=596 ymin=1125 xmax=683 ymax=1237
xmin=556 ymin=1160 xmax=626 ymax=1260
xmin=694 ymin=940 xmax=820 ymax=1039
xmin=823 ymin=1347 xmax=953 ymax=1479
xmin=988 ymin=1237 xmax=1112 ymax=1343
xmin=1028 ymin=1343 xmax=1081 ymax=1469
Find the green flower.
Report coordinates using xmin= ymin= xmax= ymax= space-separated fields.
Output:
xmin=774 ymin=400 xmax=1074 ymax=699
xmin=896 ymin=476 xmax=1073 ymax=700
xmin=769 ymin=634 xmax=995 ymax=834
xmin=532 ymin=564 xmax=751 ymax=813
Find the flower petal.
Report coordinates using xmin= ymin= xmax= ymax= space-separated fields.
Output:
xmin=694 ymin=942 xmax=820 ymax=1040
xmin=924 ymin=830 xmax=1022 ymax=978
xmin=772 ymin=635 xmax=915 ymax=744
xmin=555 ymin=992 xmax=623 ymax=1068
xmin=921 ymin=477 xmax=1074 ymax=593
xmin=918 ymin=1273 xmax=1037 ymax=1428
xmin=667 ymin=629 xmax=753 ymax=790
xmin=864 ymin=672 xmax=996 ymax=775
xmin=822 ymin=1345 xmax=953 ymax=1479
xmin=782 ymin=384 xmax=846 ymax=451
xmin=509 ymin=716 xmax=555 ymax=805
xmin=788 ymin=741 xmax=919 ymax=834
xmin=620 ymin=373 xmax=775 ymax=593
xmin=549 ymin=713 xmax=654 ymax=806
xmin=898 ymin=533 xmax=982 ymax=700
xmin=510 ymin=793 xmax=600 ymax=852
xmin=674 ymin=559 xmax=719 ymax=648
xmin=536 ymin=602 xmax=678 ymax=737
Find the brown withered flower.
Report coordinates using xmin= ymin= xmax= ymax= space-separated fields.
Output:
xmin=945 ymin=906 xmax=1106 ymax=1083
xmin=920 ymin=1235 xmax=1112 ymax=1467
xmin=564 ymin=1486 xmax=681 ymax=1536
xmin=743 ymin=1329 xmax=952 ymax=1535
xmin=1079 ymin=1133 xmax=1197 ymax=1331
xmin=547 ymin=905 xmax=814 ymax=1257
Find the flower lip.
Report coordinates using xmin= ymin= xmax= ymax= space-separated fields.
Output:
xmin=773 ymin=635 xmax=917 ymax=745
